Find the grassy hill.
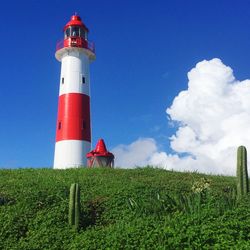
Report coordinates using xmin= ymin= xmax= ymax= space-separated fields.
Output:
xmin=0 ymin=167 xmax=250 ymax=249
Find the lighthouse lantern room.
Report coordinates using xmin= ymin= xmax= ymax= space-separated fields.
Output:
xmin=53 ymin=15 xmax=95 ymax=169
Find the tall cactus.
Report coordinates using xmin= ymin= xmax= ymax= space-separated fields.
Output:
xmin=69 ymin=183 xmax=80 ymax=231
xmin=237 ymin=146 xmax=249 ymax=198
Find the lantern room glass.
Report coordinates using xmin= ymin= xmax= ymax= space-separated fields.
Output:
xmin=64 ymin=26 xmax=87 ymax=40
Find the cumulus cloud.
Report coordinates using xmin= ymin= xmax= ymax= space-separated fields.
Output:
xmin=113 ymin=58 xmax=250 ymax=175
xmin=112 ymin=138 xmax=157 ymax=167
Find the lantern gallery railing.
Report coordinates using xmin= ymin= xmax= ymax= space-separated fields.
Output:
xmin=56 ymin=37 xmax=95 ymax=53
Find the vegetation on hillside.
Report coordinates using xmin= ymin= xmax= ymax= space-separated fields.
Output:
xmin=0 ymin=167 xmax=250 ymax=249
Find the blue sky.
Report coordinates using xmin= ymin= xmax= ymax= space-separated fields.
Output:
xmin=1 ymin=0 xmax=250 ymax=169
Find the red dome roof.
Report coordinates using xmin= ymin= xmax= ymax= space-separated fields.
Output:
xmin=63 ymin=15 xmax=89 ymax=32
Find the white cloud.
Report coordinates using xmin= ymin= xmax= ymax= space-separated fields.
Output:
xmin=113 ymin=58 xmax=250 ymax=175
xmin=112 ymin=138 xmax=157 ymax=168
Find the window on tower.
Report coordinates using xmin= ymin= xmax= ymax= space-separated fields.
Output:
xmin=71 ymin=26 xmax=80 ymax=37
xmin=82 ymin=120 xmax=86 ymax=130
xmin=82 ymin=76 xmax=85 ymax=84
xmin=61 ymin=77 xmax=64 ymax=84
xmin=65 ymin=28 xmax=70 ymax=39
xmin=58 ymin=122 xmax=62 ymax=130
xmin=80 ymin=28 xmax=87 ymax=40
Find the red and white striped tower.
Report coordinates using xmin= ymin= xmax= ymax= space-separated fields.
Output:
xmin=53 ymin=15 xmax=95 ymax=169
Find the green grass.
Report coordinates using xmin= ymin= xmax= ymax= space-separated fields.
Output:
xmin=0 ymin=167 xmax=250 ymax=249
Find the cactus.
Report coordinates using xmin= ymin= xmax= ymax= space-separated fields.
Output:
xmin=69 ymin=183 xmax=80 ymax=231
xmin=237 ymin=146 xmax=249 ymax=198
xmin=74 ymin=184 xmax=80 ymax=230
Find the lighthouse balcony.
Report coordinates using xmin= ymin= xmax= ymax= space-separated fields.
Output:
xmin=56 ymin=37 xmax=95 ymax=54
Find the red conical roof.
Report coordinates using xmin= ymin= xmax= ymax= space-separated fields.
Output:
xmin=86 ymin=139 xmax=114 ymax=158
xmin=63 ymin=14 xmax=89 ymax=32
xmin=95 ymin=139 xmax=108 ymax=154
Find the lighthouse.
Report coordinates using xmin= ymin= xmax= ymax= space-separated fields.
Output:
xmin=53 ymin=15 xmax=95 ymax=169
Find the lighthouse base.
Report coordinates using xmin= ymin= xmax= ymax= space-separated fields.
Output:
xmin=53 ymin=140 xmax=91 ymax=169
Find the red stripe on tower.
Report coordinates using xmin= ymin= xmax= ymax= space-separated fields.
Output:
xmin=56 ymin=93 xmax=91 ymax=142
